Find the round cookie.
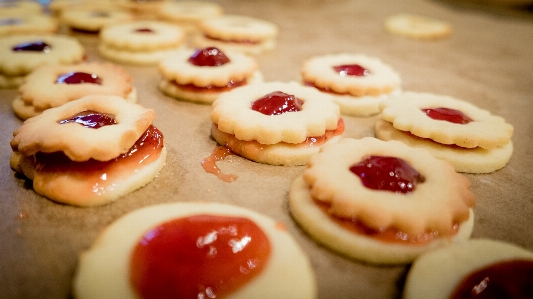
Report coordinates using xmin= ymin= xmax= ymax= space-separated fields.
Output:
xmin=98 ymin=20 xmax=186 ymax=65
xmin=13 ymin=62 xmax=137 ymax=120
xmin=385 ymin=13 xmax=452 ymax=40
xmin=289 ymin=137 xmax=476 ymax=264
xmin=192 ymin=15 xmax=278 ymax=55
xmin=61 ymin=8 xmax=134 ymax=33
xmin=49 ymin=0 xmax=121 ymax=16
xmin=158 ymin=46 xmax=262 ymax=104
xmin=210 ymin=81 xmax=344 ymax=166
xmin=10 ymin=95 xmax=165 ymax=207
xmin=403 ymin=239 xmax=533 ymax=299
xmin=0 ymin=34 xmax=85 ymax=89
xmin=0 ymin=15 xmax=58 ymax=36
xmin=0 ymin=1 xmax=42 ymax=17
xmin=73 ymin=202 xmax=317 ymax=299
xmin=156 ymin=1 xmax=223 ymax=32
xmin=116 ymin=0 xmax=167 ymax=19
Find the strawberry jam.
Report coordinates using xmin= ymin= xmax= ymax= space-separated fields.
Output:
xmin=333 ymin=64 xmax=371 ymax=77
xmin=12 ymin=41 xmax=51 ymax=52
xmin=173 ymin=79 xmax=246 ymax=93
xmin=450 ymin=259 xmax=533 ymax=299
xmin=188 ymin=47 xmax=230 ymax=67
xmin=135 ymin=28 xmax=154 ymax=33
xmin=130 ymin=215 xmax=271 ymax=299
xmin=58 ymin=110 xmax=116 ymax=129
xmin=350 ymin=156 xmax=425 ymax=194
xmin=422 ymin=107 xmax=473 ymax=124
xmin=252 ymin=91 xmax=303 ymax=115
xmin=56 ymin=72 xmax=102 ymax=85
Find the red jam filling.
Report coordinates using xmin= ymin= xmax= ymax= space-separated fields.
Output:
xmin=251 ymin=91 xmax=303 ymax=116
xmin=450 ymin=259 xmax=533 ymax=299
xmin=130 ymin=215 xmax=271 ymax=299
xmin=56 ymin=72 xmax=102 ymax=85
xmin=12 ymin=41 xmax=51 ymax=52
xmin=201 ymin=146 xmax=238 ymax=183
xmin=333 ymin=64 xmax=371 ymax=77
xmin=188 ymin=47 xmax=230 ymax=66
xmin=350 ymin=156 xmax=425 ymax=194
xmin=135 ymin=28 xmax=154 ymax=33
xmin=173 ymin=79 xmax=247 ymax=93
xmin=422 ymin=107 xmax=473 ymax=124
xmin=58 ymin=110 xmax=116 ymax=129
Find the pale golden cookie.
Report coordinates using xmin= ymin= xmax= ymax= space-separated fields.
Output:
xmin=374 ymin=119 xmax=514 ymax=173
xmin=0 ymin=1 xmax=42 ymax=17
xmin=73 ymin=202 xmax=317 ymax=299
xmin=380 ymin=92 xmax=513 ymax=149
xmin=302 ymin=137 xmax=476 ymax=236
xmin=49 ymin=0 xmax=121 ymax=16
xmin=61 ymin=8 xmax=134 ymax=33
xmin=13 ymin=62 xmax=136 ymax=120
xmin=98 ymin=20 xmax=186 ymax=65
xmin=0 ymin=15 xmax=58 ymax=36
xmin=116 ymin=0 xmax=167 ymax=18
xmin=193 ymin=15 xmax=278 ymax=55
xmin=403 ymin=239 xmax=533 ymax=299
xmin=156 ymin=1 xmax=223 ymax=32
xmin=385 ymin=13 xmax=452 ymax=40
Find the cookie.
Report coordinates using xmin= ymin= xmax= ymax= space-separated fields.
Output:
xmin=0 ymin=1 xmax=42 ymax=17
xmin=116 ymin=0 xmax=167 ymax=19
xmin=403 ymin=239 xmax=533 ymax=299
xmin=289 ymin=137 xmax=476 ymax=264
xmin=385 ymin=13 xmax=452 ymax=40
xmin=192 ymin=15 xmax=278 ymax=55
xmin=210 ymin=81 xmax=344 ymax=166
xmin=376 ymin=92 xmax=514 ymax=173
xmin=13 ymin=62 xmax=137 ymax=120
xmin=61 ymin=8 xmax=134 ymax=33
xmin=159 ymin=46 xmax=262 ymax=104
xmin=0 ymin=34 xmax=85 ymax=89
xmin=0 ymin=15 xmax=58 ymax=36
xmin=98 ymin=20 xmax=186 ymax=65
xmin=10 ymin=95 xmax=166 ymax=207
xmin=301 ymin=53 xmax=402 ymax=117
xmin=73 ymin=202 xmax=317 ymax=299
xmin=156 ymin=1 xmax=223 ymax=33
xmin=49 ymin=0 xmax=121 ymax=16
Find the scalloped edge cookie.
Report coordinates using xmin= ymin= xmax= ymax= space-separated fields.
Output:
xmin=61 ymin=8 xmax=134 ymax=33
xmin=156 ymin=1 xmax=223 ymax=32
xmin=0 ymin=15 xmax=58 ymax=36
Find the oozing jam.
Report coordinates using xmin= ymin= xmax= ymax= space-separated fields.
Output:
xmin=251 ymin=91 xmax=303 ymax=116
xmin=350 ymin=156 xmax=425 ymax=194
xmin=450 ymin=259 xmax=533 ymax=299
xmin=130 ymin=215 xmax=271 ymax=299
xmin=188 ymin=47 xmax=230 ymax=66
xmin=56 ymin=72 xmax=102 ymax=85
xmin=201 ymin=146 xmax=238 ymax=183
xmin=204 ymin=34 xmax=259 ymax=45
xmin=333 ymin=64 xmax=371 ymax=77
xmin=58 ymin=110 xmax=116 ymax=129
xmin=135 ymin=28 xmax=154 ymax=33
xmin=12 ymin=41 xmax=51 ymax=52
xmin=422 ymin=107 xmax=473 ymax=124
xmin=172 ymin=79 xmax=246 ymax=93
xmin=303 ymin=81 xmax=354 ymax=96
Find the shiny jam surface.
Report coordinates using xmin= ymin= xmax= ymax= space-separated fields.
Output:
xmin=201 ymin=146 xmax=238 ymax=182
xmin=422 ymin=107 xmax=473 ymax=124
xmin=135 ymin=28 xmax=154 ymax=33
xmin=173 ymin=79 xmax=246 ymax=93
xmin=12 ymin=41 xmax=51 ymax=52
xmin=450 ymin=259 xmax=533 ymax=299
xmin=251 ymin=91 xmax=303 ymax=116
xmin=56 ymin=72 xmax=102 ymax=85
xmin=350 ymin=156 xmax=425 ymax=194
xmin=58 ymin=110 xmax=116 ymax=129
xmin=188 ymin=47 xmax=230 ymax=66
xmin=333 ymin=64 xmax=371 ymax=77
xmin=130 ymin=215 xmax=271 ymax=299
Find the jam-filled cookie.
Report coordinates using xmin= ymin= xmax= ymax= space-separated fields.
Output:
xmin=289 ymin=137 xmax=476 ymax=264
xmin=192 ymin=15 xmax=278 ymax=55
xmin=73 ymin=202 xmax=317 ymax=299
xmin=0 ymin=34 xmax=85 ymax=89
xmin=156 ymin=1 xmax=223 ymax=33
xmin=385 ymin=13 xmax=452 ymax=40
xmin=49 ymin=0 xmax=121 ymax=16
xmin=0 ymin=15 xmax=58 ymax=36
xmin=301 ymin=53 xmax=401 ymax=117
xmin=61 ymin=8 xmax=134 ymax=33
xmin=98 ymin=20 xmax=186 ymax=65
xmin=403 ymin=239 xmax=533 ymax=299
xmin=376 ymin=92 xmax=514 ymax=173
xmin=210 ymin=81 xmax=344 ymax=166
xmin=13 ymin=62 xmax=137 ymax=120
xmin=159 ymin=46 xmax=262 ymax=104
xmin=116 ymin=0 xmax=167 ymax=19
xmin=0 ymin=1 xmax=43 ymax=17
xmin=10 ymin=95 xmax=166 ymax=207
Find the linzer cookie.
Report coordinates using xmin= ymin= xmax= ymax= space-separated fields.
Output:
xmin=61 ymin=8 xmax=134 ymax=33
xmin=385 ymin=13 xmax=452 ymax=40
xmin=0 ymin=15 xmax=58 ymax=36
xmin=73 ymin=202 xmax=317 ymax=299
xmin=289 ymin=137 xmax=476 ymax=264
xmin=49 ymin=0 xmax=121 ymax=16
xmin=98 ymin=20 xmax=186 ymax=65
xmin=159 ymin=46 xmax=262 ymax=104
xmin=116 ymin=0 xmax=167 ymax=19
xmin=403 ymin=239 xmax=533 ymax=299
xmin=301 ymin=53 xmax=401 ymax=117
xmin=10 ymin=95 xmax=166 ymax=207
xmin=0 ymin=34 xmax=85 ymax=89
xmin=13 ymin=62 xmax=137 ymax=120
xmin=376 ymin=92 xmax=514 ymax=173
xmin=156 ymin=1 xmax=223 ymax=33
xmin=210 ymin=81 xmax=344 ymax=166
xmin=192 ymin=15 xmax=278 ymax=55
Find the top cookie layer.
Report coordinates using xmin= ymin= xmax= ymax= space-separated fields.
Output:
xmin=199 ymin=15 xmax=278 ymax=42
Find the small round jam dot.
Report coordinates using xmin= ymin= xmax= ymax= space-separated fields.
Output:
xmin=56 ymin=72 xmax=102 ymax=85
xmin=350 ymin=155 xmax=425 ymax=194
xmin=12 ymin=41 xmax=51 ymax=53
xmin=333 ymin=64 xmax=371 ymax=77
xmin=422 ymin=107 xmax=473 ymax=124
xmin=135 ymin=28 xmax=154 ymax=33
xmin=188 ymin=47 xmax=230 ymax=67
xmin=58 ymin=110 xmax=117 ymax=129
xmin=251 ymin=91 xmax=304 ymax=116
